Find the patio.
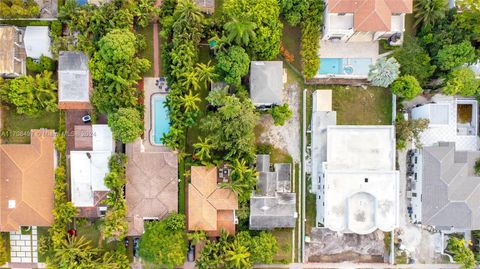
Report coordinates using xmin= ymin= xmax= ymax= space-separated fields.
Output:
xmin=142 ymin=77 xmax=170 ymax=152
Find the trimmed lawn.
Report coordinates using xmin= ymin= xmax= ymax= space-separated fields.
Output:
xmin=271 ymin=229 xmax=293 ymax=263
xmin=76 ymin=219 xmax=116 ymax=252
xmin=137 ymin=24 xmax=155 ymax=77
xmin=2 ymin=109 xmax=60 ymax=144
xmin=37 ymin=227 xmax=49 ymax=262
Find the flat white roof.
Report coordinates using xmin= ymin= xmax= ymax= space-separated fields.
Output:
xmin=71 ymin=151 xmax=112 ymax=207
xmin=326 ymin=125 xmax=396 ymax=171
xmin=312 ymin=90 xmax=333 ymax=112
xmin=323 ymin=125 xmax=399 ymax=234
xmin=411 ymin=95 xmax=479 ymax=151
xmin=24 ymin=26 xmax=52 ymax=59
xmin=92 ymin=124 xmax=114 ymax=152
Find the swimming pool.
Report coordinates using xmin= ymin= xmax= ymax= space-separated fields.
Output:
xmin=317 ymin=58 xmax=372 ymax=77
xmin=152 ymin=94 xmax=170 ymax=145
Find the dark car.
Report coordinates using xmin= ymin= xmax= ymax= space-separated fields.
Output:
xmin=133 ymin=238 xmax=140 ymax=258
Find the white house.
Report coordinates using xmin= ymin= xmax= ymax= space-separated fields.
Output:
xmin=24 ymin=26 xmax=52 ymax=59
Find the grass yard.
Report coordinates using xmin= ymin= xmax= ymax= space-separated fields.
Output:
xmin=281 ymin=23 xmax=302 ymax=72
xmin=178 ymin=159 xmax=185 ymax=214
xmin=2 ymin=109 xmax=60 ymax=144
xmin=137 ymin=24 xmax=155 ymax=77
xmin=404 ymin=13 xmax=416 ymax=37
xmin=271 ymin=229 xmax=293 ymax=264
xmin=76 ymin=219 xmax=116 ymax=252
xmin=305 ymin=176 xmax=317 ymax=234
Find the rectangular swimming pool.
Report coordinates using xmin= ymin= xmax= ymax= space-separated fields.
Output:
xmin=152 ymin=94 xmax=170 ymax=145
xmin=318 ymin=58 xmax=372 ymax=77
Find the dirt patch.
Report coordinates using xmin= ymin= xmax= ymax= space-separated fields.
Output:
xmin=308 ymin=251 xmax=384 ymax=263
xmin=257 ymin=76 xmax=301 ymax=162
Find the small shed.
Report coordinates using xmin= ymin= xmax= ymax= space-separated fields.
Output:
xmin=249 ymin=61 xmax=284 ymax=108
xmin=24 ymin=26 xmax=52 ymax=59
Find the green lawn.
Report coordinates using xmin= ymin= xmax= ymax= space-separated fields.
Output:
xmin=305 ymin=176 xmax=317 ymax=234
xmin=2 ymin=109 xmax=60 ymax=144
xmin=137 ymin=24 xmax=155 ymax=77
xmin=281 ymin=22 xmax=302 ymax=73
xmin=37 ymin=227 xmax=50 ymax=262
xmin=178 ymin=159 xmax=185 ymax=214
xmin=271 ymin=229 xmax=293 ymax=264
xmin=76 ymin=219 xmax=116 ymax=252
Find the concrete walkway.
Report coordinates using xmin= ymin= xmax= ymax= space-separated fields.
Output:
xmin=9 ymin=227 xmax=38 ymax=263
xmin=253 ymin=263 xmax=471 ymax=269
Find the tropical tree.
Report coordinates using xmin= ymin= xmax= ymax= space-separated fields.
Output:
xmin=301 ymin=0 xmax=323 ymax=79
xmin=173 ymin=0 xmax=203 ymax=25
xmin=54 ymin=236 xmax=99 ymax=269
xmin=435 ymin=41 xmax=476 ymax=71
xmin=196 ymin=61 xmax=218 ymax=88
xmin=181 ymin=70 xmax=201 ymax=92
xmin=193 ymin=137 xmax=214 ymax=163
xmin=224 ymin=17 xmax=257 ymax=46
xmin=229 ymin=159 xmax=258 ymax=204
xmin=443 ymin=67 xmax=480 ymax=97
xmin=368 ymin=57 xmax=400 ymax=87
xmin=216 ymin=46 xmax=250 ymax=86
xmin=280 ymin=0 xmax=308 ymax=26
xmin=179 ymin=91 xmax=201 ymax=112
xmin=187 ymin=230 xmax=207 ymax=246
xmin=395 ymin=118 xmax=430 ymax=149
xmin=447 ymin=237 xmax=475 ymax=269
xmin=108 ymin=108 xmax=143 ymax=144
xmin=414 ymin=0 xmax=448 ymax=28
xmin=225 ymin=241 xmax=251 ymax=269
xmin=271 ymin=104 xmax=293 ymax=126
xmin=391 ymin=75 xmax=423 ymax=100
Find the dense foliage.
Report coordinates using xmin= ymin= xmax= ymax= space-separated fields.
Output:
xmin=443 ymin=67 xmax=480 ymax=97
xmin=0 ymin=71 xmax=58 ymax=116
xmin=0 ymin=0 xmax=39 ymax=18
xmin=0 ymin=234 xmax=7 ymax=266
xmin=216 ymin=46 xmax=250 ymax=86
xmin=447 ymin=237 xmax=476 ymax=269
xmin=392 ymin=37 xmax=436 ymax=86
xmin=108 ymin=108 xmax=143 ymax=144
xmin=223 ymin=0 xmax=283 ymax=60
xmin=435 ymin=41 xmax=476 ymax=71
xmin=139 ymin=213 xmax=188 ymax=268
xmin=414 ymin=0 xmax=448 ymax=28
xmin=201 ymin=90 xmax=258 ymax=163
xmin=102 ymin=154 xmax=129 ymax=241
xmin=368 ymin=58 xmax=400 ymax=88
xmin=391 ymin=76 xmax=423 ymax=100
xmin=196 ymin=231 xmax=278 ymax=268
xmin=280 ymin=0 xmax=308 ymax=26
xmin=26 ymin=56 xmax=56 ymax=73
xmin=90 ymin=29 xmax=150 ymax=113
xmin=301 ymin=0 xmax=323 ymax=79
xmin=271 ymin=104 xmax=293 ymax=126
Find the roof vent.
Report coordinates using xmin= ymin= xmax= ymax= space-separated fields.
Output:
xmin=8 ymin=200 xmax=15 ymax=209
xmin=261 ymin=205 xmax=270 ymax=211
xmin=364 ymin=178 xmax=368 ymax=183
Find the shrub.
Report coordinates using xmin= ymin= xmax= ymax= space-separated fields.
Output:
xmin=216 ymin=46 xmax=250 ymax=86
xmin=391 ymin=75 xmax=423 ymax=100
xmin=392 ymin=37 xmax=436 ymax=85
xmin=280 ymin=43 xmax=295 ymax=63
xmin=475 ymin=159 xmax=480 ymax=176
xmin=0 ymin=0 xmax=40 ymax=18
xmin=107 ymin=108 xmax=143 ymax=144
xmin=301 ymin=0 xmax=323 ymax=79
xmin=435 ymin=41 xmax=476 ymax=71
xmin=271 ymin=104 xmax=293 ymax=126
xmin=443 ymin=67 xmax=480 ymax=97
xmin=0 ymin=234 xmax=8 ymax=266
xmin=26 ymin=56 xmax=56 ymax=73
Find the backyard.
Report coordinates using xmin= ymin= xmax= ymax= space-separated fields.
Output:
xmin=1 ymin=109 xmax=60 ymax=144
xmin=271 ymin=229 xmax=294 ymax=263
xmin=137 ymin=24 xmax=155 ymax=77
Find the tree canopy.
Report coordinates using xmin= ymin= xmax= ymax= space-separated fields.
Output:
xmin=435 ymin=41 xmax=476 ymax=71
xmin=443 ymin=67 xmax=480 ymax=97
xmin=107 ymin=108 xmax=143 ymax=144
xmin=216 ymin=46 xmax=250 ymax=86
xmin=271 ymin=104 xmax=293 ymax=126
xmin=368 ymin=57 xmax=400 ymax=88
xmin=391 ymin=75 xmax=423 ymax=100
xmin=139 ymin=213 xmax=188 ymax=269
xmin=280 ymin=0 xmax=308 ymax=26
xmin=447 ymin=237 xmax=475 ymax=269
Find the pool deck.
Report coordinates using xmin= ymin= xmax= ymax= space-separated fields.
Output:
xmin=143 ymin=77 xmax=170 ymax=152
xmin=319 ymin=40 xmax=380 ymax=61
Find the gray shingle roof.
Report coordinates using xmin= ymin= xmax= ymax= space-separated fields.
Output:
xmin=422 ymin=142 xmax=480 ymax=229
xmin=58 ymin=51 xmax=89 ymax=103
xmin=250 ymin=155 xmax=296 ymax=230
xmin=249 ymin=61 xmax=283 ymax=106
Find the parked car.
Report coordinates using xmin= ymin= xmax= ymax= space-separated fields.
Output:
xmin=82 ymin=114 xmax=91 ymax=123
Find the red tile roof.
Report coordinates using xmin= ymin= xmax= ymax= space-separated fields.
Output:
xmin=328 ymin=0 xmax=413 ymax=31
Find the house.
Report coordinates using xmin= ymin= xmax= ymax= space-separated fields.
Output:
xmin=70 ymin=125 xmax=115 ymax=218
xmin=249 ymin=155 xmax=296 ymax=230
xmin=249 ymin=61 xmax=284 ymax=108
xmin=322 ymin=0 xmax=413 ymax=44
xmin=58 ymin=51 xmax=92 ymax=110
xmin=409 ymin=142 xmax=480 ymax=230
xmin=411 ymin=95 xmax=479 ymax=151
xmin=188 ymin=166 xmax=238 ymax=236
xmin=24 ymin=26 xmax=52 ymax=59
xmin=311 ymin=90 xmax=399 ymax=234
xmin=0 ymin=130 xmax=55 ymax=231
xmin=126 ymin=139 xmax=178 ymax=236
xmin=196 ymin=0 xmax=215 ymax=14
xmin=0 ymin=26 xmax=26 ymax=78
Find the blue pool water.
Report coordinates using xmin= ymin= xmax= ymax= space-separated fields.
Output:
xmin=76 ymin=0 xmax=87 ymax=5
xmin=318 ymin=58 xmax=372 ymax=76
xmin=152 ymin=94 xmax=170 ymax=145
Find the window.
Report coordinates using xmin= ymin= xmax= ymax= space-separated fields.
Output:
xmin=412 ymin=193 xmax=417 ymax=197
xmin=414 ymin=173 xmax=417 ymax=180
xmin=414 ymin=157 xmax=418 ymax=164
xmin=318 ymin=195 xmax=321 ymax=199
xmin=364 ymin=178 xmax=368 ymax=183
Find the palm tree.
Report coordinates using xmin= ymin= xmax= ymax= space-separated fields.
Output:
xmin=193 ymin=137 xmax=214 ymax=162
xmin=179 ymin=91 xmax=201 ymax=112
xmin=414 ymin=0 xmax=448 ymax=28
xmin=187 ymin=230 xmax=207 ymax=246
xmin=181 ymin=71 xmax=201 ymax=92
xmin=224 ymin=17 xmax=257 ymax=46
xmin=174 ymin=0 xmax=203 ymax=25
xmin=225 ymin=241 xmax=251 ymax=269
xmin=196 ymin=61 xmax=219 ymax=88
xmin=55 ymin=235 xmax=99 ymax=268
